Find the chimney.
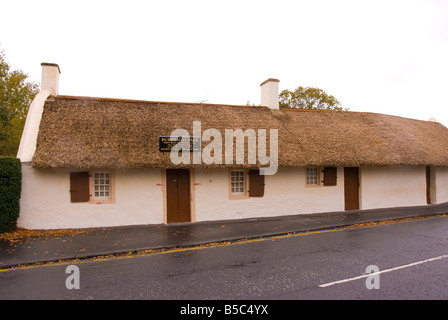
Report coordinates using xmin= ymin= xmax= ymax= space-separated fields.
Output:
xmin=260 ymin=78 xmax=280 ymax=109
xmin=41 ymin=63 xmax=61 ymax=95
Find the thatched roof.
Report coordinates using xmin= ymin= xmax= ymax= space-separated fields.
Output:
xmin=31 ymin=95 xmax=448 ymax=169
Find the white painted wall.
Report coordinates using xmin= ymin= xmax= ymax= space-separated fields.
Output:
xmin=19 ymin=166 xmax=346 ymax=229
xmin=16 ymin=90 xmax=51 ymax=162
xmin=18 ymin=165 xmax=165 ymax=229
xmin=18 ymin=164 xmax=448 ymax=230
xmin=433 ymin=167 xmax=448 ymax=204
xmin=18 ymin=63 xmax=60 ymax=162
xmin=360 ymin=166 xmax=427 ymax=209
xmin=194 ymin=167 xmax=345 ymax=222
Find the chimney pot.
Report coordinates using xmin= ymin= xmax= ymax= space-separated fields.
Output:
xmin=260 ymin=78 xmax=280 ymax=109
xmin=41 ymin=63 xmax=61 ymax=95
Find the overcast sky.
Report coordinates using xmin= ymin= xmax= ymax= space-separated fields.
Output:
xmin=1 ymin=0 xmax=448 ymax=126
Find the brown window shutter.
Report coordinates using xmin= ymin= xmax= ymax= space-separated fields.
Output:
xmin=323 ymin=167 xmax=337 ymax=186
xmin=249 ymin=169 xmax=265 ymax=197
xmin=70 ymin=172 xmax=90 ymax=202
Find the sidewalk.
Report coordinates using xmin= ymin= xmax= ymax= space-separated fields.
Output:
xmin=1 ymin=203 xmax=448 ymax=269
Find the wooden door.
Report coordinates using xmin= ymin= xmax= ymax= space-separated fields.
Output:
xmin=166 ymin=169 xmax=191 ymax=223
xmin=344 ymin=167 xmax=359 ymax=210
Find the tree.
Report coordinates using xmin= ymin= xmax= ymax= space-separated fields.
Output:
xmin=279 ymin=86 xmax=347 ymax=111
xmin=0 ymin=49 xmax=39 ymax=156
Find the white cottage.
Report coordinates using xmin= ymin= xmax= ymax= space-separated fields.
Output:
xmin=17 ymin=63 xmax=448 ymax=229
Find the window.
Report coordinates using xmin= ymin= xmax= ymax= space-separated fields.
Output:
xmin=230 ymin=170 xmax=246 ymax=196
xmin=93 ymin=172 xmax=111 ymax=200
xmin=69 ymin=170 xmax=115 ymax=204
xmin=306 ymin=167 xmax=319 ymax=186
xmin=229 ymin=169 xmax=265 ymax=199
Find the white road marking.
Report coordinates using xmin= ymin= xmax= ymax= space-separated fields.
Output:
xmin=319 ymin=254 xmax=448 ymax=288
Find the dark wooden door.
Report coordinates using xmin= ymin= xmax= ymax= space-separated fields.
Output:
xmin=166 ymin=169 xmax=191 ymax=223
xmin=344 ymin=167 xmax=359 ymax=210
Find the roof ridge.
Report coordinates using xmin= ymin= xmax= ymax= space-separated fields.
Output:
xmin=53 ymin=95 xmax=262 ymax=109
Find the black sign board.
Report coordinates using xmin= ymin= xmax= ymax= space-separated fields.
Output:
xmin=159 ymin=136 xmax=201 ymax=152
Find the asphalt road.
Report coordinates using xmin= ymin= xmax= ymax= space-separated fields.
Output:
xmin=1 ymin=215 xmax=448 ymax=302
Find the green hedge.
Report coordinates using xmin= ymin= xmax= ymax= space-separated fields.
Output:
xmin=0 ymin=157 xmax=21 ymax=233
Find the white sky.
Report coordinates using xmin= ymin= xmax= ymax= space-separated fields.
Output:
xmin=1 ymin=0 xmax=448 ymax=126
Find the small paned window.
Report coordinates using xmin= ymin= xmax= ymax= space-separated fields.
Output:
xmin=231 ymin=170 xmax=246 ymax=195
xmin=306 ymin=167 xmax=319 ymax=186
xmin=93 ymin=172 xmax=111 ymax=199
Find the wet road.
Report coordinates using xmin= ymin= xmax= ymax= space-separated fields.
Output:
xmin=1 ymin=215 xmax=448 ymax=300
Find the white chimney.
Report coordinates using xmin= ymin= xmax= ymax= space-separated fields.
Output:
xmin=260 ymin=78 xmax=280 ymax=109
xmin=41 ymin=63 xmax=61 ymax=95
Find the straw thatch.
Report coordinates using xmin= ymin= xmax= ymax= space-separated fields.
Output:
xmin=31 ymin=95 xmax=448 ymax=169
